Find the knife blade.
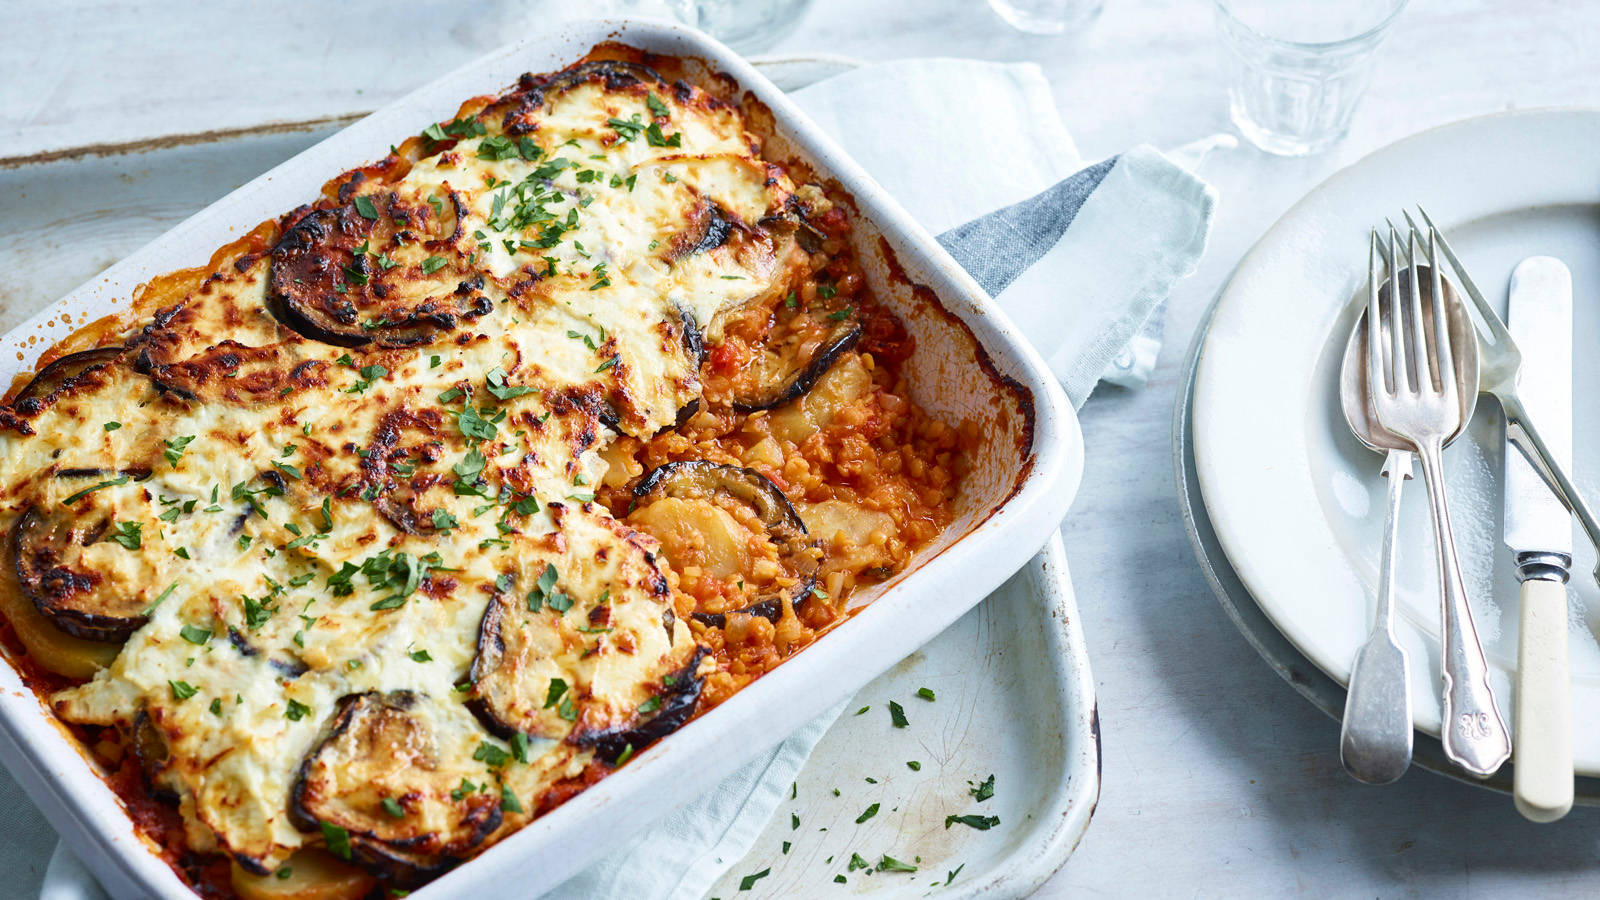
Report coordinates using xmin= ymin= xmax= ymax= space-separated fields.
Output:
xmin=1504 ymin=255 xmax=1573 ymax=822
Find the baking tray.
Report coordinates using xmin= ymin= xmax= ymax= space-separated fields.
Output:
xmin=17 ymin=52 xmax=1099 ymax=899
xmin=44 ymin=533 xmax=1097 ymax=899
xmin=1174 ymin=280 xmax=1600 ymax=802
xmin=0 ymin=19 xmax=1082 ymax=899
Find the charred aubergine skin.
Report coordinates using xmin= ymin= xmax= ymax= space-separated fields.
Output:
xmin=729 ymin=317 xmax=861 ymax=413
xmin=10 ymin=346 xmax=126 ymax=415
xmin=266 ymin=192 xmax=490 ymax=349
xmin=11 ymin=504 xmax=150 ymax=642
xmin=289 ymin=691 xmax=502 ymax=888
xmin=573 ymin=647 xmax=710 ymax=764
xmin=631 ymin=462 xmax=820 ymax=626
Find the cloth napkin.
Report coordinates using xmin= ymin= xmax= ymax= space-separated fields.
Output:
xmin=37 ymin=58 xmax=1214 ymax=899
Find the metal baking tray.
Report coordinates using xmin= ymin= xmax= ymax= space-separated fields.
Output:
xmin=0 ymin=19 xmax=1082 ymax=898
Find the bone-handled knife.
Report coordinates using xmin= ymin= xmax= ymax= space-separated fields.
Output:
xmin=1504 ymin=256 xmax=1574 ymax=822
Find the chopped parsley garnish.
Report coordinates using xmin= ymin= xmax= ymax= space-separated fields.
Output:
xmin=179 ymin=625 xmax=212 ymax=645
xmin=353 ymin=195 xmax=380 ymax=220
xmin=485 ymin=366 xmax=534 ymax=400
xmin=344 ymin=364 xmax=388 ymax=393
xmin=242 ymin=594 xmax=276 ymax=629
xmin=945 ymin=864 xmax=966 ymax=885
xmin=855 ymin=802 xmax=880 ymax=824
xmin=106 ymin=521 xmax=143 ymax=550
xmin=209 ymin=698 xmax=223 ymax=717
xmin=421 ymin=255 xmax=449 ymax=275
xmin=163 ymin=435 xmax=196 ymax=467
xmin=907 ymin=760 xmax=922 ymax=771
xmin=61 ymin=475 xmax=129 ymax=505
xmin=970 ymin=773 xmax=995 ymax=802
xmin=500 ymin=783 xmax=524 ymax=814
xmin=594 ymin=356 xmax=618 ymax=372
xmin=511 ymin=732 xmax=531 ymax=764
xmin=450 ymin=778 xmax=479 ymax=802
xmin=382 ymin=797 xmax=405 ymax=818
xmin=917 ymin=687 xmax=936 ymax=701
xmin=473 ymin=741 xmax=511 ymax=768
xmin=945 ymin=814 xmax=1001 ymax=831
xmin=644 ymin=122 xmax=682 ymax=148
xmin=455 ymin=403 xmax=501 ymax=441
xmin=827 ymin=306 xmax=854 ymax=321
xmin=169 ymin=680 xmax=198 ymax=700
xmin=819 ymin=283 xmax=838 ymax=299
xmin=103 ymin=421 xmax=121 ymax=431
xmin=646 ymin=93 xmax=670 ymax=118
xmin=848 ymin=853 xmax=870 ymax=872
xmin=855 ymin=706 xmax=869 ymax=716
xmin=270 ymin=459 xmax=303 ymax=480
xmin=409 ymin=648 xmax=432 ymax=662
xmin=526 ymin=563 xmax=569 ymax=612
xmin=638 ymin=695 xmax=663 ymax=714
xmin=285 ymin=699 xmax=311 ymax=721
xmin=888 ymin=700 xmax=909 ymax=728
xmin=544 ymin=677 xmax=578 ymax=721
xmin=431 ymin=508 xmax=459 ymax=533
xmin=877 ymin=855 xmax=917 ymax=873
xmin=320 ymin=822 xmax=352 ymax=860
xmin=738 ymin=868 xmax=770 ymax=892
xmin=608 ymin=114 xmax=646 ymax=141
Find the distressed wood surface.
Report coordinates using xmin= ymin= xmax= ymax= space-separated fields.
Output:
xmin=5 ymin=0 xmax=1600 ymax=897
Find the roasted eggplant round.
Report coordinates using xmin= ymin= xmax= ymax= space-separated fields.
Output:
xmin=729 ymin=316 xmax=861 ymax=413
xmin=629 ymin=462 xmax=819 ymax=625
xmin=11 ymin=504 xmax=153 ymax=642
xmin=11 ymin=346 xmax=126 ymax=414
xmin=289 ymin=691 xmax=502 ymax=888
xmin=466 ymin=591 xmax=576 ymax=743
xmin=267 ymin=192 xmax=488 ymax=348
xmin=574 ymin=647 xmax=709 ymax=764
xmin=361 ymin=407 xmax=459 ymax=535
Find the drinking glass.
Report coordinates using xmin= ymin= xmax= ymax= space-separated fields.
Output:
xmin=607 ymin=0 xmax=814 ymax=54
xmin=1214 ymin=0 xmax=1407 ymax=156
xmin=989 ymin=0 xmax=1104 ymax=34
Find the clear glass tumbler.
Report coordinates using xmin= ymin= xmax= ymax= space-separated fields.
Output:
xmin=1214 ymin=0 xmax=1407 ymax=156
xmin=607 ymin=0 xmax=814 ymax=54
xmin=989 ymin=0 xmax=1104 ymax=35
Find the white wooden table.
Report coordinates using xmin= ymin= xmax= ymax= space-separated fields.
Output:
xmin=7 ymin=1 xmax=1600 ymax=896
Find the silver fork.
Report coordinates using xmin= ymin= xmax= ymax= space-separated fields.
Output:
xmin=1366 ymin=223 xmax=1510 ymax=777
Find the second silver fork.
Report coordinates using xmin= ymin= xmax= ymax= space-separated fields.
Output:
xmin=1365 ymin=223 xmax=1510 ymax=777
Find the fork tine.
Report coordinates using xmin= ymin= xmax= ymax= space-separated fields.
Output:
xmin=1387 ymin=224 xmax=1412 ymax=393
xmin=1368 ymin=230 xmax=1387 ymax=395
xmin=1406 ymin=228 xmax=1432 ymax=393
xmin=1414 ymin=207 xmax=1513 ymax=348
xmin=1426 ymin=225 xmax=1456 ymax=404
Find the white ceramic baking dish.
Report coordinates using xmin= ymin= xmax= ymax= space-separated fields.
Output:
xmin=0 ymin=17 xmax=1081 ymax=898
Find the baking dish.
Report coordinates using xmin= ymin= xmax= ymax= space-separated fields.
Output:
xmin=0 ymin=17 xmax=1081 ymax=898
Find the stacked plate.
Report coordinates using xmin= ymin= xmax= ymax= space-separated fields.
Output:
xmin=1178 ymin=109 xmax=1600 ymax=795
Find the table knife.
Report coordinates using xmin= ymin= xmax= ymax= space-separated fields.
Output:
xmin=1504 ymin=256 xmax=1574 ymax=822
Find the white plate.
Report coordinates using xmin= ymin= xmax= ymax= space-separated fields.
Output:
xmin=1192 ymin=109 xmax=1600 ymax=774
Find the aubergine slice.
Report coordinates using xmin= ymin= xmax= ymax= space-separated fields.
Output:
xmin=266 ymin=192 xmax=489 ymax=348
xmin=146 ymin=341 xmax=329 ymax=406
xmin=629 ymin=462 xmax=819 ymax=626
xmin=289 ymin=691 xmax=502 ymax=888
xmin=497 ymin=60 xmax=665 ymax=135
xmin=663 ymin=202 xmax=735 ymax=263
xmin=360 ymin=407 xmax=459 ymax=535
xmin=573 ymin=647 xmax=708 ymax=764
xmin=729 ymin=316 xmax=862 ymax=413
xmin=10 ymin=346 xmax=126 ymax=414
xmin=11 ymin=505 xmax=150 ymax=642
xmin=466 ymin=591 xmax=571 ymax=742
xmin=131 ymin=710 xmax=180 ymax=803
